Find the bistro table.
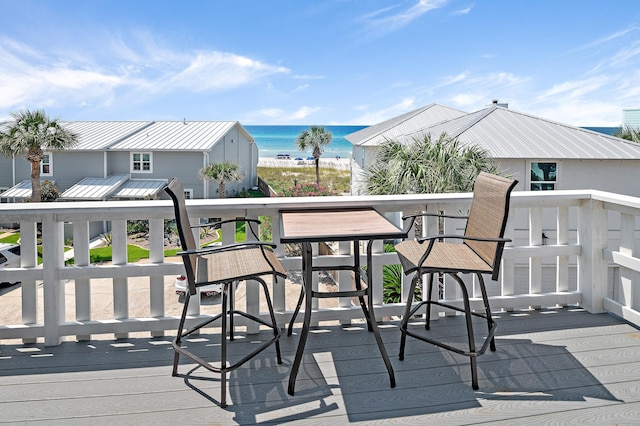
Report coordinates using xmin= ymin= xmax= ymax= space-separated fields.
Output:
xmin=279 ymin=207 xmax=408 ymax=395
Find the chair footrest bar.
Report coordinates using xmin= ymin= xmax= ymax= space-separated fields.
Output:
xmin=311 ymin=289 xmax=367 ymax=298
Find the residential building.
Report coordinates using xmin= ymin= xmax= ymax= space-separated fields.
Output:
xmin=348 ymin=103 xmax=640 ymax=198
xmin=623 ymin=108 xmax=640 ymax=130
xmin=0 ymin=120 xmax=258 ymax=202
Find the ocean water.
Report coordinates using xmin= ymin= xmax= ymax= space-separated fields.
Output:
xmin=244 ymin=125 xmax=366 ymax=159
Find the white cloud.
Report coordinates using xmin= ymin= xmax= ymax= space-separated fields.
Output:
xmin=362 ymin=0 xmax=449 ymax=33
xmin=161 ymin=51 xmax=289 ymax=93
xmin=290 ymin=106 xmax=322 ymax=121
xmin=293 ymin=74 xmax=325 ymax=80
xmin=352 ymin=98 xmax=417 ymax=124
xmin=452 ymin=5 xmax=473 ymax=15
xmin=0 ymin=33 xmax=290 ymax=114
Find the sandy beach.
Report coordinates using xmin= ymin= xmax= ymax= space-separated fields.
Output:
xmin=258 ymin=156 xmax=351 ymax=170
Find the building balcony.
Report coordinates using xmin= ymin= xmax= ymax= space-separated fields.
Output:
xmin=1 ymin=190 xmax=639 ymax=423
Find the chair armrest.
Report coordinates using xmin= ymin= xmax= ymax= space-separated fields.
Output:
xmin=190 ymin=218 xmax=262 ymax=239
xmin=402 ymin=212 xmax=469 ymax=221
xmin=414 ymin=234 xmax=512 ymax=269
xmin=177 ymin=241 xmax=277 ymax=257
xmin=401 ymin=212 xmax=469 ymax=234
xmin=416 ymin=234 xmax=511 ymax=244
xmin=190 ymin=218 xmax=261 ymax=229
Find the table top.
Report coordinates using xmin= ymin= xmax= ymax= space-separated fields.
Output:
xmin=279 ymin=207 xmax=407 ymax=243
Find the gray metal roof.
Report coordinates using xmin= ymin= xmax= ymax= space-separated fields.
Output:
xmin=62 ymin=121 xmax=153 ymax=150
xmin=107 ymin=121 xmax=240 ymax=151
xmin=59 ymin=175 xmax=129 ymax=201
xmin=345 ymin=104 xmax=467 ymax=147
xmin=1 ymin=180 xmax=34 ymax=199
xmin=112 ymin=179 xmax=167 ymax=199
xmin=401 ymin=105 xmax=640 ymax=160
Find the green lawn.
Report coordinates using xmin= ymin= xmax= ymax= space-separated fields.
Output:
xmin=2 ymin=216 xmax=252 ymax=265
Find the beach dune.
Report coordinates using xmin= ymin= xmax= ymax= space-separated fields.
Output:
xmin=258 ymin=157 xmax=351 ymax=170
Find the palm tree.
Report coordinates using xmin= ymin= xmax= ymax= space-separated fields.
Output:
xmin=364 ymin=132 xmax=498 ymax=195
xmin=199 ymin=161 xmax=242 ymax=198
xmin=295 ymin=125 xmax=332 ymax=185
xmin=364 ymin=133 xmax=499 ymax=303
xmin=0 ymin=109 xmax=78 ymax=202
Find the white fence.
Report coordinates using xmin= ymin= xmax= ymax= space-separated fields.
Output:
xmin=1 ymin=189 xmax=639 ymax=346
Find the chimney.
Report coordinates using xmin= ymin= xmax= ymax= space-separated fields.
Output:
xmin=491 ymin=99 xmax=508 ymax=108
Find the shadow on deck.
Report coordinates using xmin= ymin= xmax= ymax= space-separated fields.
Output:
xmin=1 ymin=307 xmax=639 ymax=425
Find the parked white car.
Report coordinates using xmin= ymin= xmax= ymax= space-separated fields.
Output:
xmin=0 ymin=243 xmax=21 ymax=285
xmin=174 ymin=275 xmax=222 ymax=297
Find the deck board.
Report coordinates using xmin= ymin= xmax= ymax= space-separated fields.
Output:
xmin=1 ymin=307 xmax=640 ymax=425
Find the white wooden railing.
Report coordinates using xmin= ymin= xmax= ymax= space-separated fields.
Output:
xmin=1 ymin=189 xmax=639 ymax=346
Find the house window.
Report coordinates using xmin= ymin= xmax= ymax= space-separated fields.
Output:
xmin=184 ymin=189 xmax=193 ymax=199
xmin=40 ymin=153 xmax=53 ymax=176
xmin=131 ymin=152 xmax=152 ymax=173
xmin=530 ymin=161 xmax=557 ymax=190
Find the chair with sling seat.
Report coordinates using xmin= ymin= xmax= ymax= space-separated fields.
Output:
xmin=164 ymin=177 xmax=287 ymax=408
xmin=394 ymin=172 xmax=517 ymax=390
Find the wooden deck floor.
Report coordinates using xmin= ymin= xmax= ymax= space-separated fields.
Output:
xmin=1 ymin=307 xmax=640 ymax=425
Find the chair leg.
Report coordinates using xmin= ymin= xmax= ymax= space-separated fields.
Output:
xmin=229 ymin=281 xmax=235 ymax=341
xmin=399 ymin=274 xmax=419 ymax=361
xmin=425 ymin=273 xmax=435 ymax=330
xmin=477 ymin=273 xmax=497 ymax=352
xmin=220 ymin=283 xmax=229 ymax=407
xmin=287 ymin=285 xmax=305 ymax=336
xmin=173 ymin=291 xmax=191 ymax=376
xmin=452 ymin=273 xmax=479 ymax=390
xmin=262 ymin=274 xmax=282 ymax=364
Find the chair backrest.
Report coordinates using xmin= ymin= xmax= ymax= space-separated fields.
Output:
xmin=464 ymin=172 xmax=518 ymax=280
xmin=164 ymin=178 xmax=198 ymax=289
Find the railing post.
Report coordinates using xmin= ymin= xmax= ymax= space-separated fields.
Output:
xmin=73 ymin=220 xmax=91 ymax=341
xmin=245 ymin=214 xmax=260 ymax=334
xmin=338 ymin=240 xmax=351 ymax=325
xmin=149 ymin=218 xmax=165 ymax=337
xmin=20 ymin=221 xmax=38 ymax=344
xmin=578 ymin=198 xmax=607 ymax=313
xmin=270 ymin=212 xmax=286 ymax=316
xmin=501 ymin=212 xmax=515 ymax=309
xmin=529 ymin=206 xmax=543 ymax=306
xmin=42 ymin=214 xmax=64 ymax=346
xmin=557 ymin=206 xmax=570 ymax=293
xmin=618 ymin=213 xmax=635 ymax=311
xmin=112 ymin=219 xmax=129 ymax=339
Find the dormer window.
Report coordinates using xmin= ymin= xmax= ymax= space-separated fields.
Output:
xmin=131 ymin=152 xmax=152 ymax=173
xmin=40 ymin=153 xmax=53 ymax=176
xmin=530 ymin=161 xmax=557 ymax=190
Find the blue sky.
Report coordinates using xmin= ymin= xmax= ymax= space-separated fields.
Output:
xmin=1 ymin=0 xmax=639 ymax=126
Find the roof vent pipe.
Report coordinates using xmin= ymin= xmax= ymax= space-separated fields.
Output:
xmin=491 ymin=99 xmax=509 ymax=108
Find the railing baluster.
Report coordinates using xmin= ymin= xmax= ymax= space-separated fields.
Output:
xmin=2 ymin=190 xmax=637 ymax=344
xmin=111 ymin=219 xmax=129 ymax=339
xmin=41 ymin=215 xmax=64 ymax=346
xmin=557 ymin=206 xmax=570 ymax=294
xmin=529 ymin=207 xmax=543 ymax=305
xmin=20 ymin=221 xmax=38 ymax=344
xmin=149 ymin=218 xmax=165 ymax=337
xmin=73 ymin=220 xmax=91 ymax=341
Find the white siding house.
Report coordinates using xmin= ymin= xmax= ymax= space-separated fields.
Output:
xmin=348 ymin=104 xmax=640 ymax=198
xmin=347 ymin=104 xmax=467 ymax=195
xmin=0 ymin=120 xmax=258 ymax=201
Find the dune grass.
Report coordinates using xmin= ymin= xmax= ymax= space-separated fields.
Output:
xmin=258 ymin=165 xmax=350 ymax=195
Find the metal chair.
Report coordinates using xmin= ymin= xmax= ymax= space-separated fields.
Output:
xmin=164 ymin=177 xmax=286 ymax=408
xmin=395 ymin=172 xmax=517 ymax=390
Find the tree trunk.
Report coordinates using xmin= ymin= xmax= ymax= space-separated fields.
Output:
xmin=315 ymin=158 xmax=320 ymax=185
xmin=219 ymin=182 xmax=226 ymax=198
xmin=30 ymin=160 xmax=41 ymax=202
